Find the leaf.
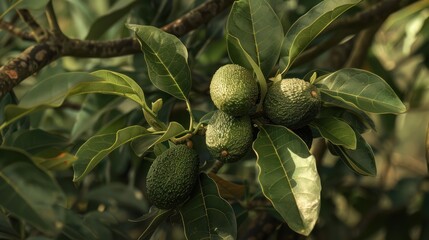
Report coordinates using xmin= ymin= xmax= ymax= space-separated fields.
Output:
xmin=279 ymin=0 xmax=361 ymax=73
xmin=310 ymin=117 xmax=357 ymax=149
xmin=85 ymin=0 xmax=137 ymax=40
xmin=319 ymin=105 xmax=376 ymax=134
xmin=19 ymin=72 xmax=102 ymax=109
xmin=226 ymin=0 xmax=284 ymax=77
xmin=73 ymin=125 xmax=150 ymax=182
xmin=61 ymin=209 xmax=98 ymax=240
xmin=6 ymin=129 xmax=69 ymax=153
xmin=32 ymin=149 xmax=77 ymax=171
xmin=315 ymin=68 xmax=407 ymax=114
xmin=253 ymin=124 xmax=321 ymax=236
xmin=331 ymin=131 xmax=376 ymax=176
xmin=208 ymin=173 xmax=245 ymax=200
xmin=132 ymin=207 xmax=173 ymax=240
xmin=0 ymin=72 xmax=102 ymax=131
xmin=71 ymin=94 xmax=122 ymax=141
xmin=0 ymin=147 xmax=66 ymax=235
xmin=179 ymin=173 xmax=237 ymax=240
xmin=131 ymin=122 xmax=186 ymax=157
xmin=127 ymin=24 xmax=191 ymax=100
xmin=87 ymin=70 xmax=146 ymax=106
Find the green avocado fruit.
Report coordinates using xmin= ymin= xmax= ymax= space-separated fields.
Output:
xmin=205 ymin=110 xmax=253 ymax=163
xmin=146 ymin=144 xmax=199 ymax=209
xmin=263 ymin=78 xmax=321 ymax=129
xmin=210 ymin=64 xmax=258 ymax=116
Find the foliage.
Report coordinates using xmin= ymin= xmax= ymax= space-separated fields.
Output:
xmin=1 ymin=0 xmax=428 ymax=239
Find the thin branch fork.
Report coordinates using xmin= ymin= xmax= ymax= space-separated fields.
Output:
xmin=0 ymin=0 xmax=235 ymax=98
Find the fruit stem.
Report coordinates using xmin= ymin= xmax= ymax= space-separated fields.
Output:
xmin=185 ymin=99 xmax=194 ymax=132
xmin=209 ymin=160 xmax=224 ymax=174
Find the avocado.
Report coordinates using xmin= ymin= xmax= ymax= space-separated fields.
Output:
xmin=210 ymin=64 xmax=258 ymax=116
xmin=146 ymin=144 xmax=199 ymax=209
xmin=205 ymin=110 xmax=253 ymax=163
xmin=263 ymin=78 xmax=321 ymax=129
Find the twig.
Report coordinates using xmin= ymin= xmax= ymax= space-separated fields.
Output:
xmin=0 ymin=20 xmax=35 ymax=41
xmin=0 ymin=0 xmax=235 ymax=98
xmin=345 ymin=22 xmax=383 ymax=68
xmin=45 ymin=0 xmax=67 ymax=40
xmin=209 ymin=160 xmax=224 ymax=174
xmin=17 ymin=9 xmax=47 ymax=41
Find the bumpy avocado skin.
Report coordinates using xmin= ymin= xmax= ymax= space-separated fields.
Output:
xmin=263 ymin=78 xmax=321 ymax=129
xmin=146 ymin=145 xmax=199 ymax=209
xmin=210 ymin=64 xmax=258 ymax=116
xmin=205 ymin=110 xmax=253 ymax=163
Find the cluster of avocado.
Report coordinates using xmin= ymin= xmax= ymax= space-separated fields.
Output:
xmin=206 ymin=64 xmax=257 ymax=163
xmin=145 ymin=65 xmax=322 ymax=209
xmin=207 ymin=64 xmax=322 ymax=162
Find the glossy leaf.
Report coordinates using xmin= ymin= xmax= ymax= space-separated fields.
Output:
xmin=85 ymin=0 xmax=136 ymax=40
xmin=315 ymin=68 xmax=407 ymax=114
xmin=331 ymin=131 xmax=376 ymax=176
xmin=0 ymin=147 xmax=66 ymax=235
xmin=85 ymin=70 xmax=146 ymax=106
xmin=179 ymin=173 xmax=237 ymax=240
xmin=253 ymin=124 xmax=321 ymax=236
xmin=279 ymin=0 xmax=361 ymax=73
xmin=226 ymin=0 xmax=283 ymax=77
xmin=127 ymin=24 xmax=191 ymax=100
xmin=131 ymin=122 xmax=186 ymax=157
xmin=311 ymin=117 xmax=357 ymax=149
xmin=73 ymin=125 xmax=150 ymax=182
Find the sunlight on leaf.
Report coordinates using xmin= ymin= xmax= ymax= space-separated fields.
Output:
xmin=311 ymin=117 xmax=357 ymax=149
xmin=253 ymin=124 xmax=321 ymax=236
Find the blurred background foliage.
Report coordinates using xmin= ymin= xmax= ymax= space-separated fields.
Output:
xmin=1 ymin=0 xmax=429 ymax=239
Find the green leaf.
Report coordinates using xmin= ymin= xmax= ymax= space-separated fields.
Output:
xmin=19 ymin=72 xmax=102 ymax=109
xmin=179 ymin=173 xmax=237 ymax=240
xmin=131 ymin=122 xmax=186 ymax=157
xmin=279 ymin=0 xmax=361 ymax=73
xmin=253 ymin=124 xmax=321 ymax=236
xmin=87 ymin=70 xmax=146 ymax=106
xmin=131 ymin=207 xmax=173 ymax=240
xmin=315 ymin=68 xmax=407 ymax=114
xmin=61 ymin=209 xmax=98 ymax=240
xmin=85 ymin=0 xmax=137 ymax=40
xmin=0 ymin=147 xmax=66 ymax=235
xmin=32 ymin=150 xmax=77 ymax=171
xmin=73 ymin=125 xmax=150 ymax=182
xmin=71 ymin=94 xmax=122 ymax=141
xmin=331 ymin=131 xmax=376 ymax=176
xmin=6 ymin=129 xmax=69 ymax=153
xmin=0 ymin=72 xmax=102 ymax=131
xmin=319 ymin=106 xmax=376 ymax=133
xmin=226 ymin=0 xmax=284 ymax=77
xmin=310 ymin=117 xmax=357 ymax=149
xmin=127 ymin=24 xmax=191 ymax=100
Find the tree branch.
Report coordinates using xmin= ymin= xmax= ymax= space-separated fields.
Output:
xmin=0 ymin=20 xmax=35 ymax=41
xmin=0 ymin=0 xmax=234 ymax=98
xmin=17 ymin=9 xmax=47 ymax=41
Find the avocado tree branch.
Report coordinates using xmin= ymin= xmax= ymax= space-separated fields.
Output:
xmin=0 ymin=0 xmax=235 ymax=98
xmin=0 ymin=20 xmax=35 ymax=41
